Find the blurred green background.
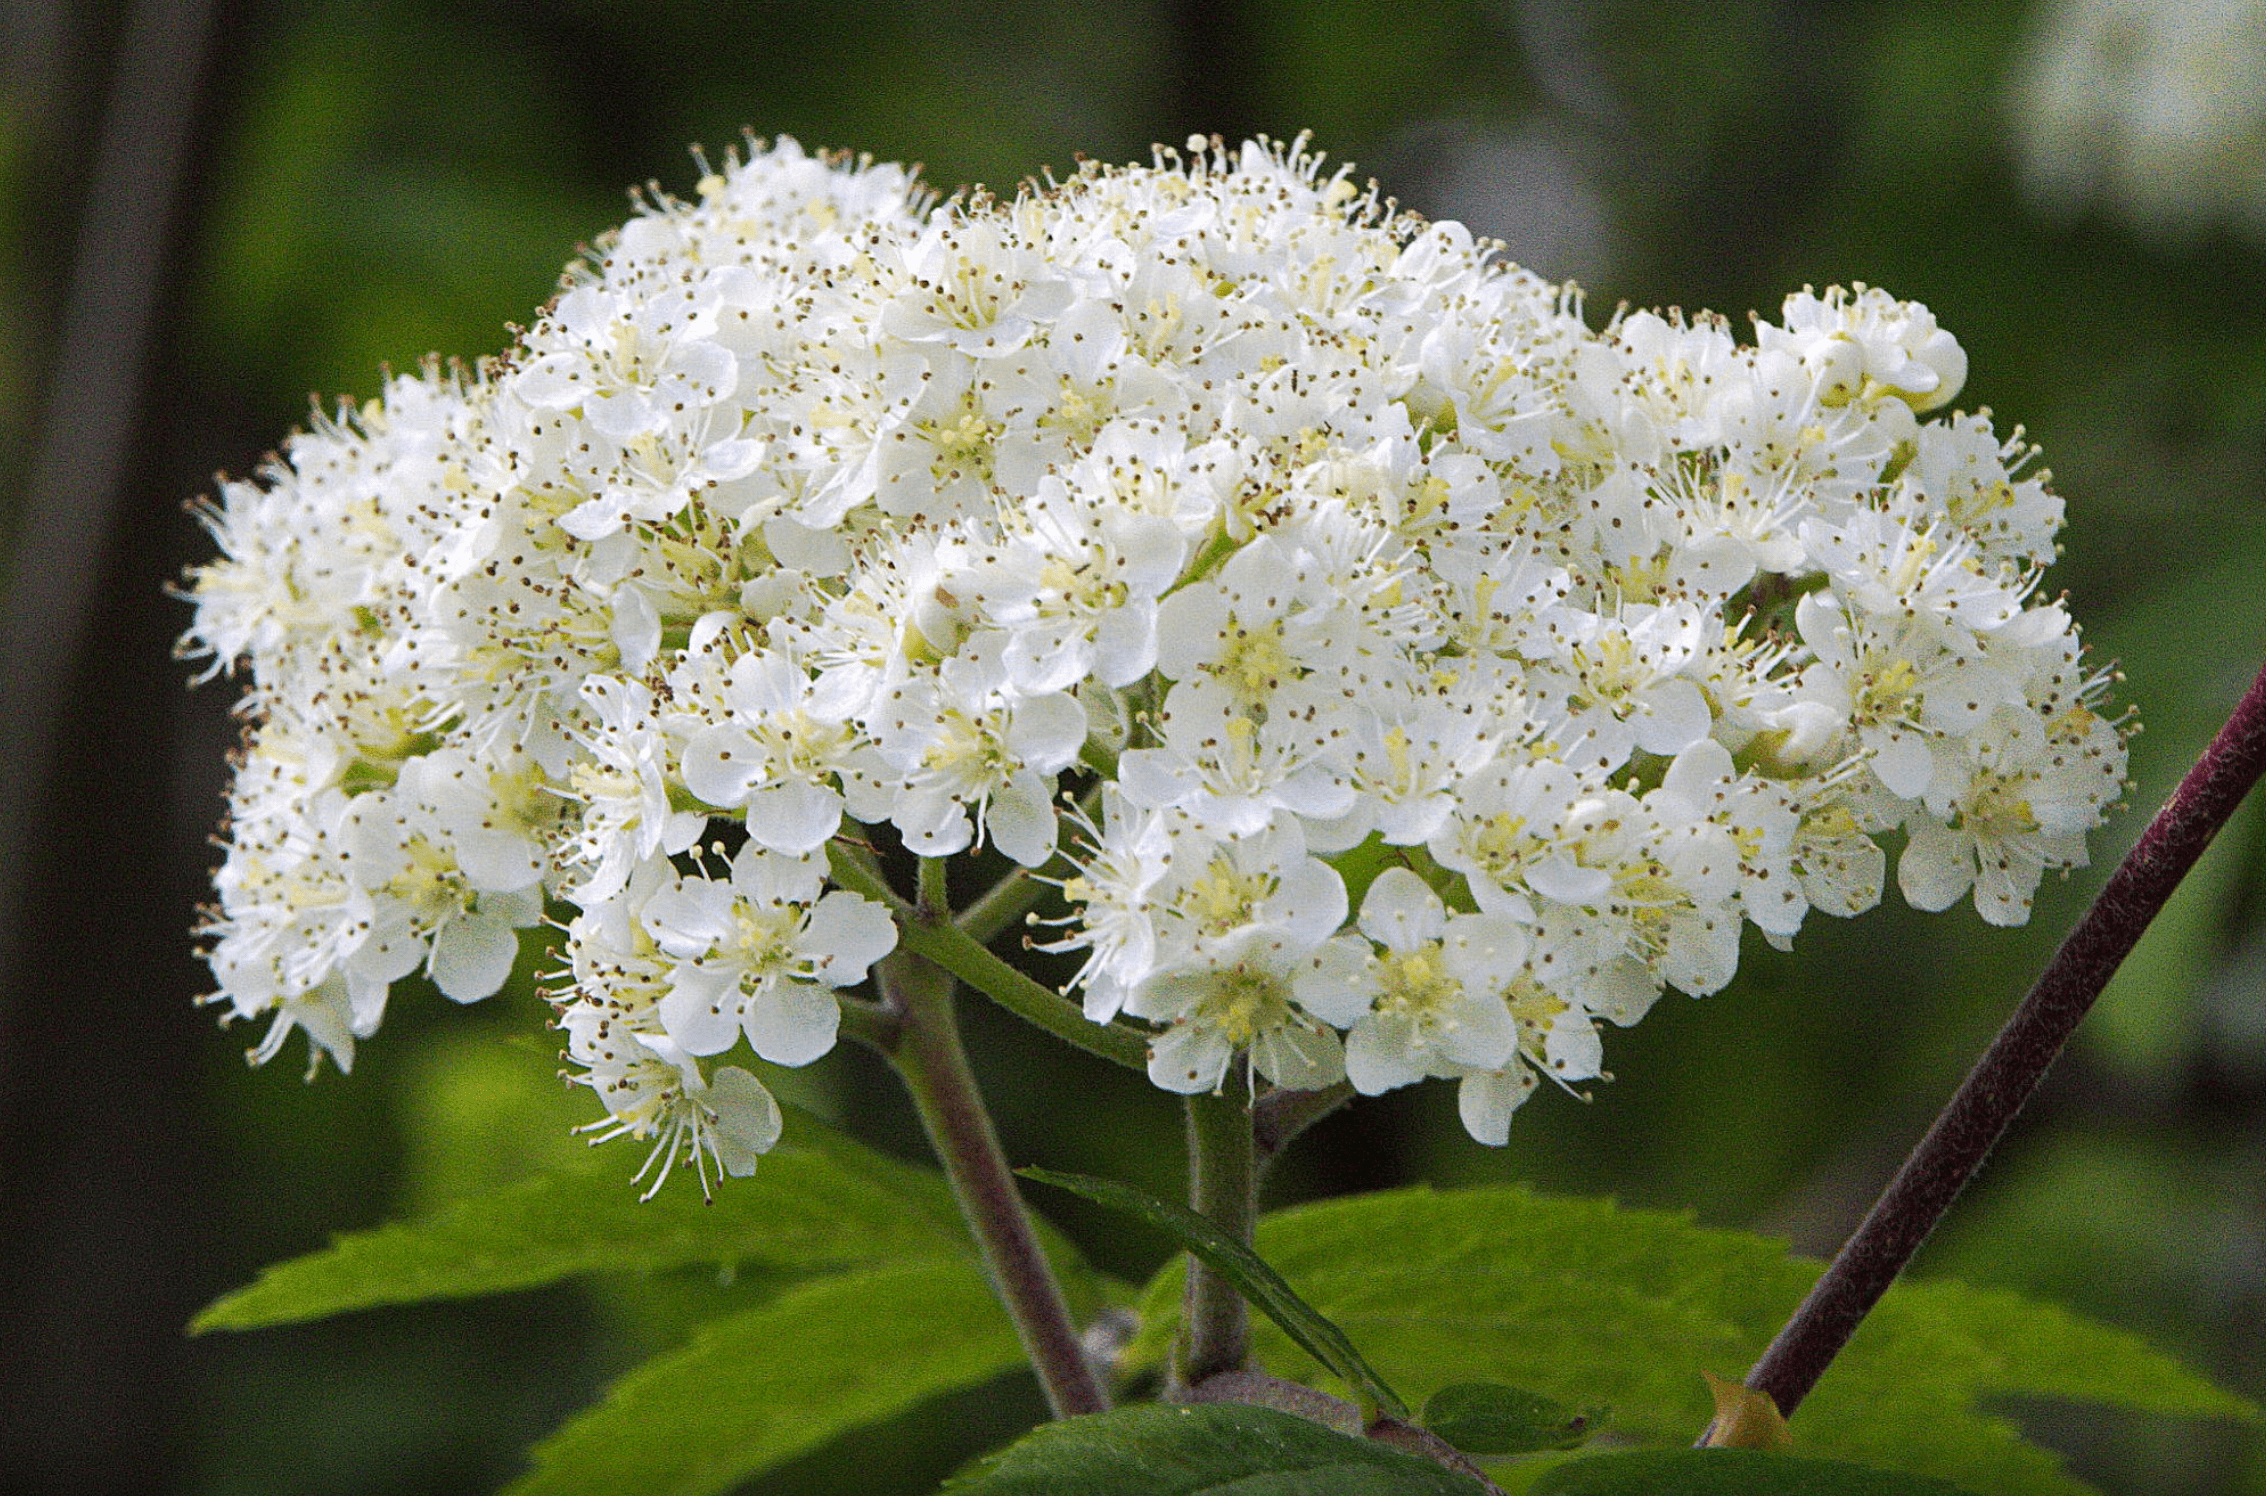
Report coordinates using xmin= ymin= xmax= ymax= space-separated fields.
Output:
xmin=4 ymin=0 xmax=2266 ymax=1492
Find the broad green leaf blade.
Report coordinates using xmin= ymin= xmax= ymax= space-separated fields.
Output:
xmin=1530 ymin=1449 xmax=1975 ymax=1495
xmin=1421 ymin=1383 xmax=1602 ymax=1455
xmin=507 ymin=1259 xmax=1028 ymax=1496
xmin=945 ymin=1402 xmax=1484 ymax=1495
xmin=1024 ymin=1166 xmax=1408 ymax=1420
xmin=1798 ymin=1278 xmax=2255 ymax=1487
xmin=195 ymin=1114 xmax=969 ymax=1331
xmin=1127 ymin=1187 xmax=2253 ymax=1496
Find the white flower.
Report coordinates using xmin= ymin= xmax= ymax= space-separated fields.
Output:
xmin=871 ymin=641 xmax=1087 ymax=866
xmin=1763 ymin=284 xmax=1967 ymax=413
xmin=1127 ymin=925 xmax=1368 ymax=1094
xmin=676 ymin=645 xmax=863 ymax=854
xmin=1340 ymin=869 xmax=1524 ymax=1094
xmin=1117 ymin=679 xmax=1357 ymax=838
xmin=562 ymin=676 xmax=707 ymax=904
xmin=1898 ymin=696 xmax=2121 ymax=926
xmin=642 ymin=844 xmax=896 ymax=1064
xmin=979 ymin=486 xmax=1188 ymax=694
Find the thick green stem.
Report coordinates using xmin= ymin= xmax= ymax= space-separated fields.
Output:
xmin=1178 ymin=1085 xmax=1258 ymax=1387
xmin=878 ymin=952 xmax=1110 ymax=1419
xmin=828 ymin=841 xmax=1148 ymax=1071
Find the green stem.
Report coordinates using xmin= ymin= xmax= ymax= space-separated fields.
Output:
xmin=834 ymin=992 xmax=903 ymax=1050
xmin=917 ymin=854 xmax=951 ymax=919
xmin=877 ymin=952 xmax=1110 ymax=1419
xmin=829 ymin=842 xmax=1148 ymax=1071
xmin=959 ymin=866 xmax=1050 ymax=947
xmin=958 ymin=778 xmax=1102 ymax=947
xmin=1178 ymin=1084 xmax=1258 ymax=1387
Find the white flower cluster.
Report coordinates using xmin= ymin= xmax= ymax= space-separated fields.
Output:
xmin=184 ymin=133 xmax=2127 ymax=1182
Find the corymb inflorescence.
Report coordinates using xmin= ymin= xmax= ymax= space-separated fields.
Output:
xmin=182 ymin=134 xmax=2129 ymax=1192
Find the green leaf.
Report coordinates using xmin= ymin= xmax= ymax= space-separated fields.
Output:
xmin=195 ymin=1111 xmax=971 ymax=1331
xmin=506 ymin=1259 xmax=1030 ymax=1496
xmin=944 ymin=1402 xmax=1485 ymax=1495
xmin=1530 ymin=1449 xmax=1974 ymax=1495
xmin=1023 ymin=1167 xmax=1409 ymax=1420
xmin=1127 ymin=1187 xmax=2253 ymax=1496
xmin=1420 ymin=1383 xmax=1602 ymax=1455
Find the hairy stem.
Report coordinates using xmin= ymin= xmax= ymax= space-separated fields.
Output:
xmin=959 ymin=866 xmax=1051 ymax=948
xmin=917 ymin=854 xmax=951 ymax=919
xmin=1178 ymin=1085 xmax=1258 ymax=1387
xmin=829 ymin=841 xmax=1148 ymax=1070
xmin=1737 ymin=655 xmax=2266 ymax=1424
xmin=878 ymin=951 xmax=1110 ymax=1419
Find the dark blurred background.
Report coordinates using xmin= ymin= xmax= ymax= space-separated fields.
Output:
xmin=4 ymin=1 xmax=2266 ymax=1492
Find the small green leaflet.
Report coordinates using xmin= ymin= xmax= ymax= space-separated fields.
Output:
xmin=1420 ymin=1383 xmax=1603 ymax=1455
xmin=1529 ymin=1449 xmax=1974 ymax=1495
xmin=1022 ymin=1167 xmax=1410 ymax=1421
xmin=196 ymin=1112 xmax=967 ymax=1331
xmin=507 ymin=1260 xmax=1030 ymax=1496
xmin=944 ymin=1403 xmax=1484 ymax=1495
xmin=1126 ymin=1186 xmax=2254 ymax=1496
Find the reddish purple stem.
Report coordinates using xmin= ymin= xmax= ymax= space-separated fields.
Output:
xmin=1743 ymin=655 xmax=2266 ymax=1422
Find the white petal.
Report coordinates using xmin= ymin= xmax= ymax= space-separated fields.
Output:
xmin=1116 ymin=749 xmax=1190 ymax=810
xmin=1662 ymin=908 xmax=1740 ymax=996
xmin=350 ymin=904 xmax=429 ymax=985
xmin=1004 ymin=621 xmax=1091 ymax=696
xmin=430 ymin=917 xmax=519 ymax=1003
xmin=746 ymin=982 xmax=841 ymax=1067
xmin=642 ymin=881 xmax=735 ymax=959
xmin=1252 ymin=1020 xmax=1344 ymax=1091
xmin=1153 ymin=586 xmax=1231 ymax=678
xmin=1345 ymin=1015 xmax=1425 ymax=1095
xmin=1272 ymin=857 xmax=1349 ymax=949
xmin=746 ymin=779 xmax=844 ymax=855
xmin=986 ymin=774 xmax=1062 ymax=868
xmin=1441 ymin=993 xmax=1519 ymax=1072
xmin=1092 ymin=604 xmax=1159 ymax=688
xmin=1357 ymin=868 xmax=1446 ymax=953
xmin=1292 ymin=938 xmax=1376 ymax=1030
xmin=800 ymin=893 xmax=898 ymax=985
xmin=659 ymin=969 xmax=743 ymax=1056
xmin=1148 ymin=1023 xmax=1233 ymax=1094
xmin=1869 ymin=728 xmax=1935 ymax=800
xmin=612 ymin=586 xmax=662 ymax=673
xmin=1441 ymin=914 xmax=1530 ymax=988
xmin=454 ymin=829 xmax=545 ymax=894
xmin=1587 ymin=958 xmax=1661 ymax=1026
xmin=1457 ymin=1066 xmax=1535 ymax=1146
xmin=705 ymin=1067 xmax=783 ymax=1177
xmin=681 ymin=725 xmax=765 ymax=809
xmin=1006 ymin=692 xmax=1089 ymax=774
xmin=730 ymin=843 xmax=827 ymax=906
xmin=1528 ymin=856 xmax=1611 ymax=907
xmin=1633 ymin=679 xmax=1713 ymax=756
xmin=1897 ymin=819 xmax=1972 ymax=913
xmin=894 ymin=786 xmax=972 ymax=857
xmin=1543 ymin=1015 xmax=1604 ymax=1079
